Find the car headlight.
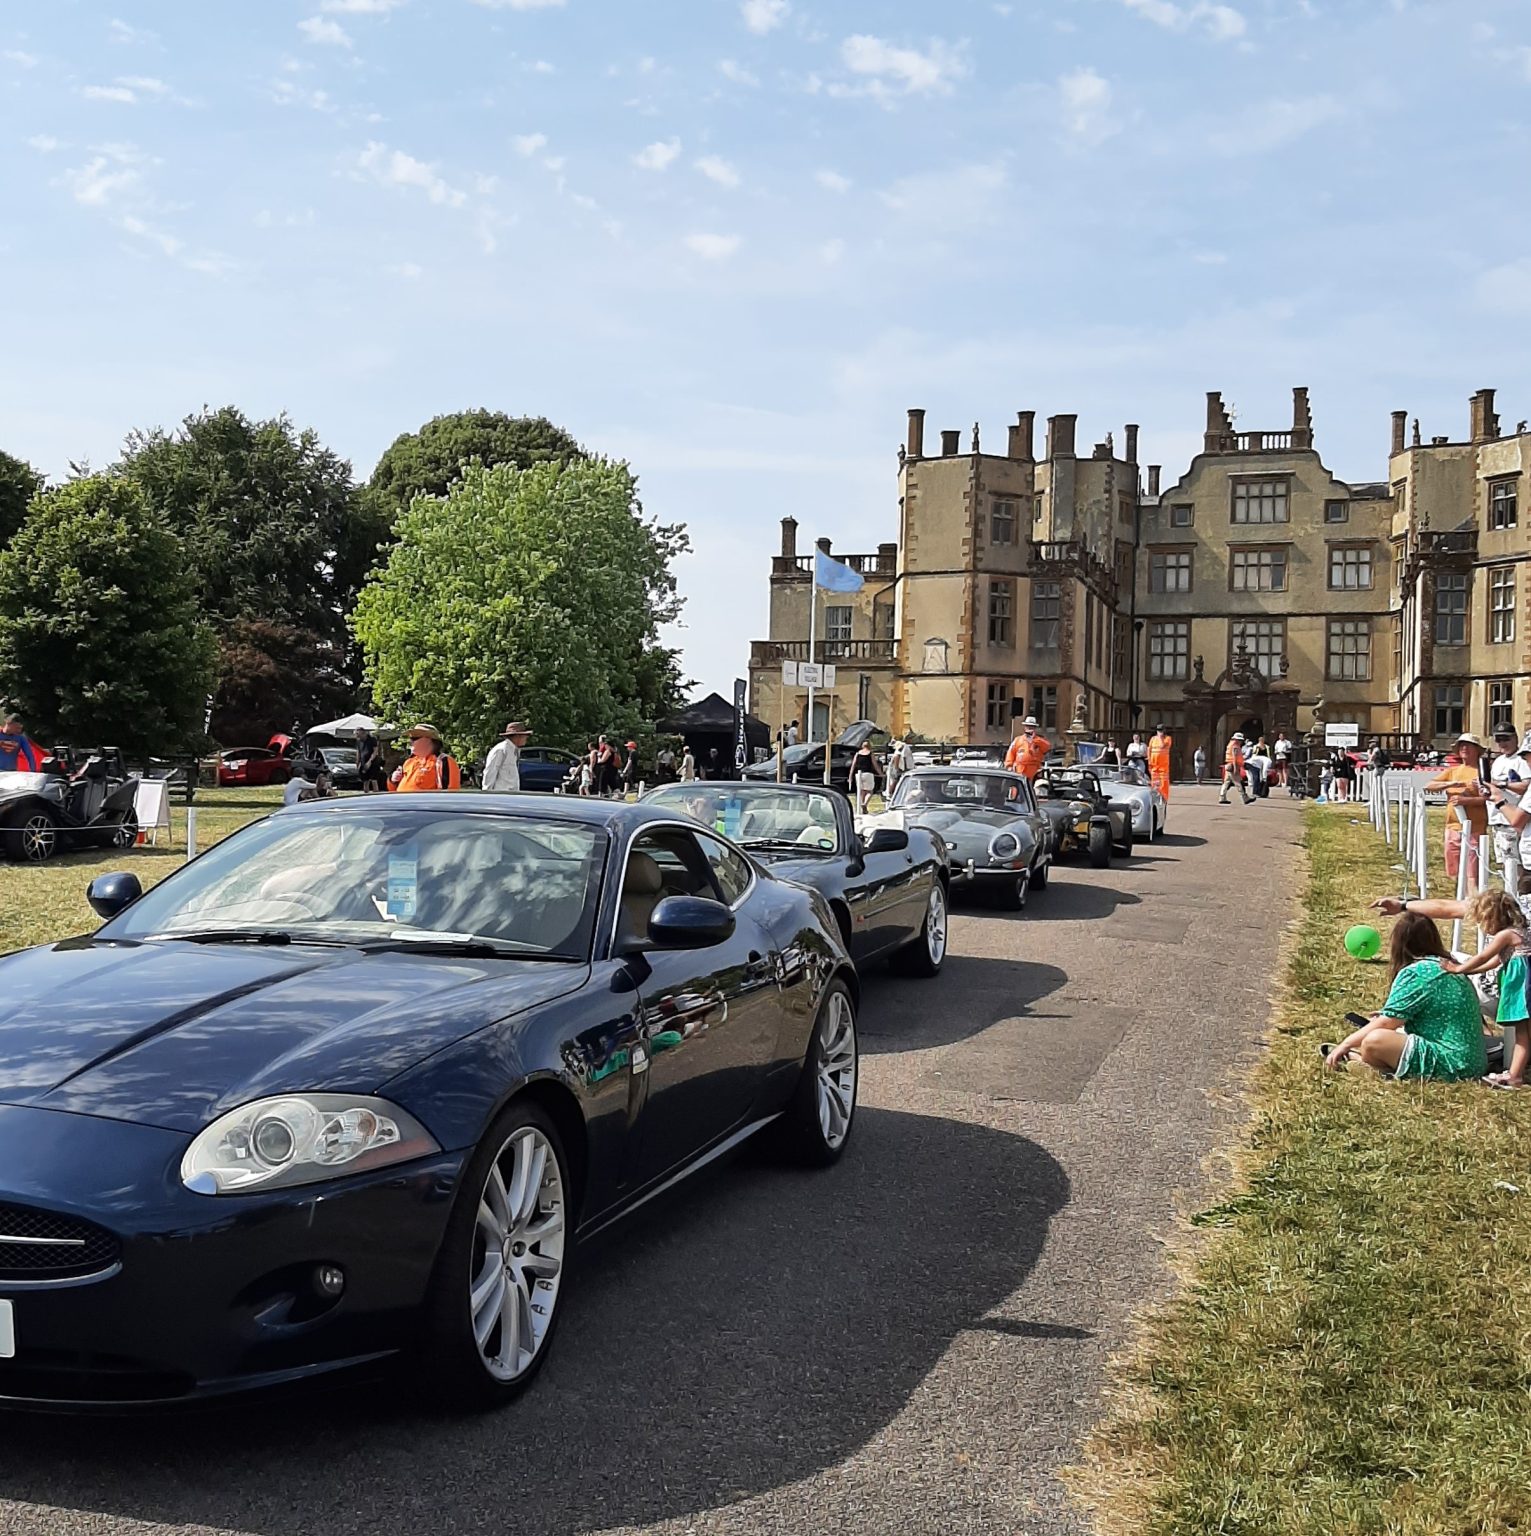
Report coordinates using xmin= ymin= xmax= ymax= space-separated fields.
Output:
xmin=1070 ymin=800 xmax=1090 ymax=815
xmin=988 ymin=831 xmax=1021 ymax=862
xmin=181 ymin=1094 xmax=440 ymax=1195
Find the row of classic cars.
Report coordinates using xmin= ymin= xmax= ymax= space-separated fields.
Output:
xmin=0 ymin=747 xmax=1159 ymax=1412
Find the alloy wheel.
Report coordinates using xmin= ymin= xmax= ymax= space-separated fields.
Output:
xmin=468 ymin=1125 xmax=566 ymax=1383
xmin=926 ymin=883 xmax=948 ymax=966
xmin=816 ymin=990 xmax=857 ymax=1150
xmin=19 ymin=814 xmax=56 ymax=862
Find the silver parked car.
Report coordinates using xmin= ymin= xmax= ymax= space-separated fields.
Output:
xmin=1090 ymin=762 xmax=1168 ymax=839
xmin=860 ymin=763 xmax=1052 ymax=909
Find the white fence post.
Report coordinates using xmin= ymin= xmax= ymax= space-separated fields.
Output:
xmin=185 ymin=804 xmax=198 ymax=862
xmin=1381 ymin=777 xmax=1392 ymax=843
xmin=1413 ymin=792 xmax=1428 ymax=899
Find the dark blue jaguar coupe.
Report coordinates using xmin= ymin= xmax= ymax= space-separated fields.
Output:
xmin=0 ymin=795 xmax=859 ymax=1409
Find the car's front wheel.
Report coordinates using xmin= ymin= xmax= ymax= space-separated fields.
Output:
xmin=420 ymin=1100 xmax=571 ymax=1409
xmin=5 ymin=807 xmax=58 ymax=863
xmin=891 ymin=879 xmax=947 ymax=977
xmin=1087 ymin=821 xmax=1112 ymax=868
xmin=774 ymin=980 xmax=858 ymax=1165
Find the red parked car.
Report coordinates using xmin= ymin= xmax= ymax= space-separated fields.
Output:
xmin=216 ymin=734 xmax=299 ymax=788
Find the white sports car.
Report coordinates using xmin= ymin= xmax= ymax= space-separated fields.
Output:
xmin=1090 ymin=763 xmax=1168 ymax=839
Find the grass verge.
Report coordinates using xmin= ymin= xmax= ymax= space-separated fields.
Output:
xmin=1072 ymin=803 xmax=1531 ymax=1535
xmin=0 ymin=787 xmax=284 ymax=954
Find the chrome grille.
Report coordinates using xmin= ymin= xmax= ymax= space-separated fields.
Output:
xmin=0 ymin=1202 xmax=119 ymax=1280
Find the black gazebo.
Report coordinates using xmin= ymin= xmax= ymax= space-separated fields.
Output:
xmin=656 ymin=692 xmax=771 ymax=778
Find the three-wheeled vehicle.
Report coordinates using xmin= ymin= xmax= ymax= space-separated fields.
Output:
xmin=0 ymin=747 xmax=141 ymax=862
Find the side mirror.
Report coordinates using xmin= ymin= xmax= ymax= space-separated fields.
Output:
xmin=863 ymin=827 xmax=909 ymax=855
xmin=87 ymin=871 xmax=143 ymax=920
xmin=643 ymin=895 xmax=736 ymax=952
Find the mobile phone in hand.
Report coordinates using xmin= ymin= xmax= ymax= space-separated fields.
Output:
xmin=1344 ymin=1012 xmax=1370 ymax=1030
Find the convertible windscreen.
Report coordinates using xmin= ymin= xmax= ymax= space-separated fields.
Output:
xmin=100 ymin=810 xmax=608 ymax=960
xmin=645 ymin=784 xmax=841 ymax=852
xmin=891 ymin=774 xmax=1026 ymax=810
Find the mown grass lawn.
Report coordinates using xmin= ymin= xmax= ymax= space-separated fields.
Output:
xmin=0 ymin=786 xmax=285 ymax=954
xmin=1074 ymin=803 xmax=1531 ymax=1535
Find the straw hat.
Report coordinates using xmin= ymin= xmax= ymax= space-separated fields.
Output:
xmin=408 ymin=723 xmax=443 ymax=744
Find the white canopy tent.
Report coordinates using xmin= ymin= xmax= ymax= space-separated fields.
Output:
xmin=306 ymin=713 xmax=392 ymax=739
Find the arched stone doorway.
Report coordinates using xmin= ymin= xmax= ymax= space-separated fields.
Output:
xmin=1181 ymin=640 xmax=1300 ymax=771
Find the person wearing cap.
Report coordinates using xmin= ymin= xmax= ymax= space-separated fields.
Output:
xmin=1486 ymin=725 xmax=1531 ymax=895
xmin=390 ymin=724 xmax=460 ymax=793
xmin=1426 ymin=732 xmax=1490 ymax=884
xmin=1219 ymin=732 xmax=1253 ymax=806
xmin=481 ymin=721 xmax=530 ymax=794
xmin=621 ymin=740 xmax=639 ymax=796
xmin=1147 ymin=723 xmax=1173 ymax=806
xmin=1004 ymin=715 xmax=1051 ymax=781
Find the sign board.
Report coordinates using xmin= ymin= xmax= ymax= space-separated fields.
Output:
xmin=733 ymin=678 xmax=748 ymax=771
xmin=133 ymin=778 xmax=172 ymax=846
xmin=1324 ymin=723 xmax=1360 ymax=748
xmin=797 ymin=662 xmax=822 ymax=687
xmin=781 ymin=660 xmax=798 ymax=686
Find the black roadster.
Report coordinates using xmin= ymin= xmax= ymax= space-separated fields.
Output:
xmin=1034 ymin=766 xmax=1134 ymax=868
xmin=0 ymin=749 xmax=141 ymax=863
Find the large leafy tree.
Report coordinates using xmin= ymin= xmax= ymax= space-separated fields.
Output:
xmin=0 ymin=450 xmax=44 ymax=547
xmin=116 ymin=407 xmax=389 ymax=739
xmin=353 ymin=458 xmax=688 ymax=757
xmin=0 ymin=476 xmax=216 ymax=753
xmin=369 ymin=411 xmax=584 ymax=518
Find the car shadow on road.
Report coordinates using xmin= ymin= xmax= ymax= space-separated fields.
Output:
xmin=1152 ymin=832 xmax=1208 ymax=848
xmin=1021 ymin=882 xmax=1143 ymax=922
xmin=0 ymin=1110 xmax=1071 ymax=1536
xmin=858 ymin=956 xmax=1068 ymax=1055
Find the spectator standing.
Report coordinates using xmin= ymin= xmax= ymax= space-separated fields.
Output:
xmin=1272 ymin=731 xmax=1292 ymax=788
xmin=851 ymin=740 xmax=878 ymax=813
xmin=1426 ymin=732 xmax=1490 ymax=884
xmin=679 ymin=743 xmax=696 ymax=783
xmin=1100 ymin=740 xmax=1122 ymax=769
xmin=0 ymin=714 xmax=43 ymax=772
xmin=481 ymin=722 xmax=531 ymax=793
xmin=593 ymin=735 xmax=621 ymax=796
xmin=1147 ymin=724 xmax=1173 ymax=806
xmin=1488 ymin=725 xmax=1530 ymax=897
xmin=621 ymin=740 xmax=639 ymax=797
xmin=786 ymin=720 xmax=800 ymax=747
xmin=884 ymin=739 xmax=904 ymax=800
xmin=390 ymin=724 xmax=459 ymax=792
xmin=357 ymin=730 xmax=388 ymax=792
xmin=1124 ymin=732 xmax=1148 ymax=770
xmin=1219 ymin=733 xmax=1253 ymax=805
xmin=656 ymin=743 xmax=677 ymax=782
xmin=1332 ymin=748 xmax=1356 ymax=803
xmin=1004 ymin=715 xmax=1051 ymax=780
xmin=1193 ymin=744 xmax=1207 ymax=786
xmin=706 ymin=746 xmax=721 ymax=780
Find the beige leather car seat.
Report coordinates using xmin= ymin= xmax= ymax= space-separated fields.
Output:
xmin=618 ymin=849 xmax=664 ymax=947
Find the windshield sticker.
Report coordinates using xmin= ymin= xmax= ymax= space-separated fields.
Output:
xmin=386 ymin=847 xmax=419 ymax=920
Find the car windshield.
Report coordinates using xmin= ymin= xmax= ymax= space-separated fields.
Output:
xmin=645 ymin=784 xmax=841 ymax=852
xmin=320 ymin=748 xmax=358 ymax=766
xmin=891 ymin=773 xmax=1026 ymax=810
xmin=99 ymin=808 xmax=608 ymax=960
xmin=1041 ymin=772 xmax=1097 ymax=799
xmin=1095 ymin=762 xmax=1148 ymax=786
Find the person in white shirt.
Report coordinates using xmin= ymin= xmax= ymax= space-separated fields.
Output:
xmin=679 ymin=743 xmax=696 ymax=782
xmin=481 ymin=722 xmax=530 ymax=793
xmin=1489 ymin=724 xmax=1530 ymax=896
xmin=785 ymin=720 xmax=800 ymax=747
xmin=1125 ymin=733 xmax=1148 ymax=766
xmin=1272 ymin=731 xmax=1292 ymax=789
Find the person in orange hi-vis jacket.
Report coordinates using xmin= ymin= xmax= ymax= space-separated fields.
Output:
xmin=1219 ymin=731 xmax=1253 ymax=806
xmin=1004 ymin=715 xmax=1051 ymax=780
xmin=1147 ymin=723 xmax=1173 ymax=806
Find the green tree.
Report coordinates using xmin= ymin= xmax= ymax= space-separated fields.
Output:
xmin=0 ymin=450 xmax=44 ymax=547
xmin=115 ymin=407 xmax=389 ymax=738
xmin=0 ymin=476 xmax=216 ymax=753
xmin=369 ymin=411 xmax=584 ymax=518
xmin=353 ymin=458 xmax=688 ymax=757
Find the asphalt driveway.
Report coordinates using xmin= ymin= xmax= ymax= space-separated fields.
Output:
xmin=0 ymin=785 xmax=1302 ymax=1536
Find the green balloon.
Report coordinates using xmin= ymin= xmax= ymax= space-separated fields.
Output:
xmin=1345 ymin=924 xmax=1382 ymax=959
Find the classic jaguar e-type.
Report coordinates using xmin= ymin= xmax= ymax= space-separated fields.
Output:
xmin=859 ymin=764 xmax=1052 ymax=909
xmin=0 ymin=749 xmax=141 ymax=862
xmin=0 ymin=795 xmax=859 ymax=1409
xmin=1034 ymin=766 xmax=1135 ymax=867
xmin=642 ymin=780 xmax=948 ymax=975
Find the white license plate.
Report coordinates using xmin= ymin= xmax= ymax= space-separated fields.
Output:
xmin=0 ymin=1301 xmax=13 ymax=1359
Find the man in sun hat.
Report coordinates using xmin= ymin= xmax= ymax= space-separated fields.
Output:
xmin=481 ymin=721 xmax=531 ymax=793
xmin=1004 ymin=714 xmax=1051 ymax=781
xmin=1487 ymin=723 xmax=1530 ymax=896
xmin=390 ymin=723 xmax=460 ymax=792
xmin=1427 ymin=731 xmax=1490 ymax=883
xmin=1219 ymin=732 xmax=1252 ymax=805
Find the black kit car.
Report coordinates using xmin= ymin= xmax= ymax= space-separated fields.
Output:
xmin=0 ymin=749 xmax=141 ymax=863
xmin=0 ymin=795 xmax=859 ymax=1409
xmin=642 ymin=780 xmax=948 ymax=976
xmin=1034 ymin=766 xmax=1135 ymax=868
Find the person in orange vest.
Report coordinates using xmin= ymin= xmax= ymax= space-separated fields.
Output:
xmin=1219 ymin=731 xmax=1253 ymax=806
xmin=1147 ymin=723 xmax=1173 ymax=806
xmin=1004 ymin=715 xmax=1051 ymax=780
xmin=389 ymin=723 xmax=461 ymax=792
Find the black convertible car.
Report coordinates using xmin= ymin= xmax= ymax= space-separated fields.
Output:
xmin=0 ymin=796 xmax=858 ymax=1409
xmin=0 ymin=749 xmax=140 ymax=862
xmin=642 ymin=781 xmax=948 ymax=975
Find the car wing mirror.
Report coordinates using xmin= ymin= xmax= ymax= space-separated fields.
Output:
xmin=636 ymin=895 xmax=736 ymax=953
xmin=87 ymin=871 xmax=143 ymax=920
xmin=863 ymin=827 xmax=908 ymax=855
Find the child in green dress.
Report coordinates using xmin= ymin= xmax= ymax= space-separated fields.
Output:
xmin=1445 ymin=889 xmax=1531 ymax=1089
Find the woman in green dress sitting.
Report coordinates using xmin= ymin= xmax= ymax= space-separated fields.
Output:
xmin=1326 ymin=912 xmax=1489 ymax=1080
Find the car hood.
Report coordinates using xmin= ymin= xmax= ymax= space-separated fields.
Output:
xmin=866 ymin=805 xmax=1019 ymax=837
xmin=0 ymin=939 xmax=588 ymax=1134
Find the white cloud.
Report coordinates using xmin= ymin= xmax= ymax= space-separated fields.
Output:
xmin=108 ymin=18 xmax=149 ymax=43
xmin=634 ymin=137 xmax=682 ymax=170
xmin=1119 ymin=0 xmax=1247 ymax=42
xmin=118 ymin=75 xmax=170 ymax=96
xmin=879 ymin=161 xmax=1007 ymax=229
xmin=1210 ymin=93 xmax=1344 ymax=153
xmin=719 ymin=59 xmax=759 ymax=86
xmin=60 ymin=143 xmax=147 ymax=206
xmin=695 ymin=154 xmax=741 ymax=188
xmin=840 ymin=34 xmax=968 ymax=97
xmin=27 ymin=134 xmax=61 ymax=152
xmin=83 ymin=85 xmax=140 ymax=103
xmin=387 ymin=260 xmax=425 ymax=278
xmin=684 ymin=232 xmax=741 ymax=260
xmin=120 ymin=213 xmax=182 ymax=258
xmin=3 ymin=49 xmax=38 ymax=68
xmin=322 ymin=0 xmax=407 ymax=11
xmin=741 ymin=0 xmax=790 ymax=35
xmin=815 ymin=168 xmax=851 ymax=193
xmin=513 ymin=131 xmax=548 ymax=156
xmin=299 ymin=16 xmax=353 ymax=47
xmin=1059 ymin=66 xmax=1117 ymax=143
xmin=531 ymin=59 xmax=556 ymax=73
xmin=469 ymin=0 xmax=566 ymax=9
xmin=270 ymin=77 xmax=336 ymax=113
xmin=355 ymin=141 xmax=467 ymax=206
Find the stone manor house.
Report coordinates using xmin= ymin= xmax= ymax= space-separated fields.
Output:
xmin=747 ymin=387 xmax=1531 ymax=776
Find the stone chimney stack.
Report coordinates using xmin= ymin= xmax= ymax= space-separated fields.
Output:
xmin=1390 ymin=411 xmax=1408 ymax=457
xmin=816 ymin=536 xmax=832 ymax=555
xmin=780 ymin=517 xmax=798 ymax=560
xmin=1147 ymin=465 xmax=1161 ymax=497
xmin=1204 ymin=391 xmax=1233 ymax=452
xmin=1007 ymin=410 xmax=1036 ymax=462
xmin=1470 ymin=388 xmax=1500 ymax=444
xmin=906 ymin=408 xmax=926 ymax=460
xmin=1292 ymin=387 xmax=1313 ymax=449
xmin=940 ymin=429 xmax=961 ymax=457
xmin=1124 ymin=424 xmax=1139 ymax=465
xmin=1046 ymin=414 xmax=1077 ymax=460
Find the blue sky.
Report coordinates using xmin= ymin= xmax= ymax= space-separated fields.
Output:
xmin=3 ymin=0 xmax=1528 ymax=700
